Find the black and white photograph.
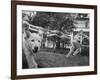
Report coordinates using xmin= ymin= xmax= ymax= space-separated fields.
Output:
xmin=22 ymin=11 xmax=90 ymax=69
xmin=11 ymin=1 xmax=97 ymax=79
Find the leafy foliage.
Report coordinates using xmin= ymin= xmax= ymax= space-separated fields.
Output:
xmin=30 ymin=12 xmax=75 ymax=32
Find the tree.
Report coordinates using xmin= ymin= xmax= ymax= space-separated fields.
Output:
xmin=29 ymin=12 xmax=76 ymax=49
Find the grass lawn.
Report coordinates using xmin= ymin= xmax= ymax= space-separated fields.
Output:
xmin=34 ymin=51 xmax=89 ymax=68
xmin=22 ymin=48 xmax=89 ymax=69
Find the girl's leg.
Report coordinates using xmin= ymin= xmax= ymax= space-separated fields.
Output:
xmin=66 ymin=45 xmax=75 ymax=57
xmin=73 ymin=48 xmax=80 ymax=56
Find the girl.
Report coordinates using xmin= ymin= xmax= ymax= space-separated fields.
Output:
xmin=66 ymin=30 xmax=89 ymax=57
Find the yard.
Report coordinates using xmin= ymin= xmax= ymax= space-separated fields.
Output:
xmin=34 ymin=49 xmax=89 ymax=68
xmin=22 ymin=11 xmax=89 ymax=69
